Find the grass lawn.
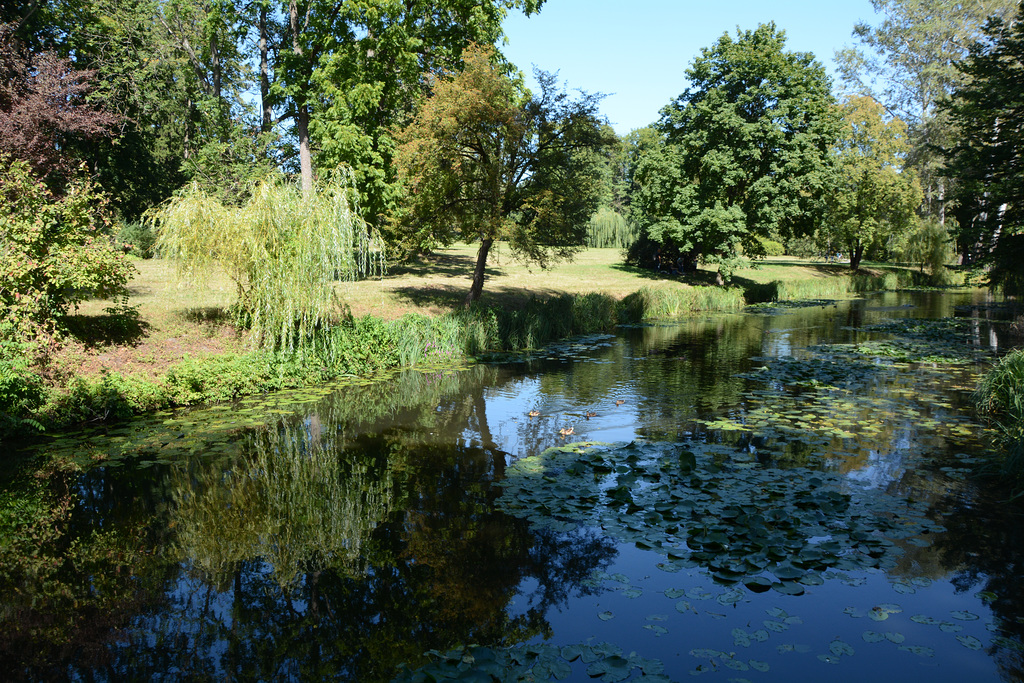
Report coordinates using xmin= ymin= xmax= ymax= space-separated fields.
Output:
xmin=62 ymin=246 xmax=877 ymax=381
xmin=341 ymin=245 xmax=868 ymax=318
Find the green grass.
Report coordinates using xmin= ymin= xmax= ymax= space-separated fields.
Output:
xmin=975 ymin=348 xmax=1024 ymax=494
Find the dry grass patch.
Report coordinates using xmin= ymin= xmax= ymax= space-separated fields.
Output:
xmin=58 ymin=259 xmax=244 ymax=381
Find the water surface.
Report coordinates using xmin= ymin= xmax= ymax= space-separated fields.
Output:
xmin=3 ymin=290 xmax=1022 ymax=682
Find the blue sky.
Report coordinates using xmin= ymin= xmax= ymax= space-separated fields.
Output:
xmin=501 ymin=0 xmax=879 ymax=134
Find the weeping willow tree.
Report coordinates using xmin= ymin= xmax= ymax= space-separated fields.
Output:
xmin=170 ymin=421 xmax=394 ymax=588
xmin=585 ymin=207 xmax=637 ymax=249
xmin=150 ymin=170 xmax=385 ymax=350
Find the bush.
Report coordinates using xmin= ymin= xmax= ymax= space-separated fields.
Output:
xmin=0 ymin=157 xmax=135 ymax=342
xmin=116 ymin=221 xmax=156 ymax=258
xmin=975 ymin=348 xmax=1024 ymax=493
xmin=0 ymin=339 xmax=45 ymax=438
xmin=758 ymin=236 xmax=786 ymax=257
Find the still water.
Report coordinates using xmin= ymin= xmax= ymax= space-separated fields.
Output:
xmin=3 ymin=290 xmax=1022 ymax=681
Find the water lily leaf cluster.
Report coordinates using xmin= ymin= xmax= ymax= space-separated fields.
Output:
xmin=497 ymin=441 xmax=942 ymax=588
xmin=392 ymin=642 xmax=669 ymax=683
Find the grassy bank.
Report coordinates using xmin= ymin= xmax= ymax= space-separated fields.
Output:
xmin=2 ymin=248 xmax=952 ymax=440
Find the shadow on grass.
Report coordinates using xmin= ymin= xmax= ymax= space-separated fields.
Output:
xmin=61 ymin=309 xmax=151 ymax=348
xmin=384 ymin=251 xmax=507 ymax=280
xmin=609 ymin=263 xmax=725 ymax=286
xmin=180 ymin=306 xmax=234 ymax=325
xmin=391 ymin=282 xmax=594 ymax=313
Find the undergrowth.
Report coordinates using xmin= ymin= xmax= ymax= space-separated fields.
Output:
xmin=975 ymin=348 xmax=1024 ymax=495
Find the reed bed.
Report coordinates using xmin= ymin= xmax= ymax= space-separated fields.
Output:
xmin=619 ymin=285 xmax=746 ymax=321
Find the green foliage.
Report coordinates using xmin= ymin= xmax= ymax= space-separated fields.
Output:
xmin=585 ymin=207 xmax=637 ymax=249
xmin=392 ymin=43 xmax=614 ymax=302
xmin=975 ymin=348 xmax=1024 ymax=491
xmin=988 ymin=235 xmax=1024 ymax=297
xmin=824 ymin=96 xmax=923 ymax=270
xmin=758 ymin=237 xmax=786 ymax=257
xmin=0 ymin=339 xmax=45 ymax=439
xmin=785 ymin=236 xmax=821 ymax=258
xmin=311 ymin=0 xmax=544 ymax=228
xmin=943 ymin=7 xmax=1024 ymax=270
xmin=634 ymin=23 xmax=839 ymax=275
xmin=151 ymin=170 xmax=385 ymax=351
xmin=0 ymin=157 xmax=136 ymax=341
xmin=836 ymin=0 xmax=1018 ymax=221
xmin=116 ymin=221 xmax=156 ymax=259
xmin=43 ymin=371 xmax=168 ymax=426
xmin=744 ymin=271 xmax=917 ymax=303
xmin=894 ymin=218 xmax=956 ymax=283
xmin=619 ymin=286 xmax=745 ymax=321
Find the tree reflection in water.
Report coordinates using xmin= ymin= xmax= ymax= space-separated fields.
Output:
xmin=99 ymin=412 xmax=617 ymax=680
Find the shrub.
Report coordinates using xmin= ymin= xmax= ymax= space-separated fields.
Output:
xmin=116 ymin=221 xmax=156 ymax=258
xmin=0 ymin=339 xmax=45 ymax=438
xmin=0 ymin=157 xmax=135 ymax=341
xmin=757 ymin=236 xmax=786 ymax=257
xmin=975 ymin=348 xmax=1024 ymax=493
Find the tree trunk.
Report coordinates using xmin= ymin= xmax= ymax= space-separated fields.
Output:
xmin=849 ymin=243 xmax=864 ymax=271
xmin=296 ymin=102 xmax=313 ymax=194
xmin=259 ymin=4 xmax=272 ymax=133
xmin=290 ymin=0 xmax=314 ymax=194
xmin=465 ymin=237 xmax=493 ymax=305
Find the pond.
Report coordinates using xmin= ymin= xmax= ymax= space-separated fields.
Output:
xmin=3 ymin=290 xmax=1022 ymax=682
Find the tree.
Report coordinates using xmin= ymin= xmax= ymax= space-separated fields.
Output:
xmin=836 ymin=0 xmax=1018 ymax=222
xmin=823 ymin=96 xmax=923 ymax=270
xmin=943 ymin=7 xmax=1024 ymax=292
xmin=634 ymin=23 xmax=839 ymax=279
xmin=392 ymin=44 xmax=613 ymax=304
xmin=0 ymin=21 xmax=119 ymax=188
xmin=151 ymin=170 xmax=384 ymax=350
xmin=311 ymin=0 xmax=543 ymax=227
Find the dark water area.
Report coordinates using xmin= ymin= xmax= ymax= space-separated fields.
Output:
xmin=3 ymin=290 xmax=1023 ymax=682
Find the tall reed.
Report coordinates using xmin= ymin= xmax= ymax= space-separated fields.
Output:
xmin=619 ymin=285 xmax=745 ymax=322
xmin=975 ymin=348 xmax=1024 ymax=494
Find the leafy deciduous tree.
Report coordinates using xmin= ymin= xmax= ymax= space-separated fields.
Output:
xmin=392 ymin=44 xmax=613 ymax=304
xmin=634 ymin=23 xmax=839 ymax=280
xmin=823 ymin=95 xmax=922 ymax=270
xmin=0 ymin=22 xmax=119 ymax=188
xmin=835 ymin=0 xmax=1018 ymax=222
xmin=943 ymin=7 xmax=1024 ymax=293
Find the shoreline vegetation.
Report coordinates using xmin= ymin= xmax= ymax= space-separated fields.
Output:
xmin=0 ymin=246 xmax=980 ymax=442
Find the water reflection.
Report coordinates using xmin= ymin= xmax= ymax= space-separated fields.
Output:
xmin=3 ymin=289 xmax=1021 ymax=681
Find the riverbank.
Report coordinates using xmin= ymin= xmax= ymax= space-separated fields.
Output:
xmin=2 ymin=247 xmax=952 ymax=441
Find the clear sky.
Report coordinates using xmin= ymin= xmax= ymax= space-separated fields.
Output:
xmin=501 ymin=0 xmax=879 ymax=135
